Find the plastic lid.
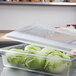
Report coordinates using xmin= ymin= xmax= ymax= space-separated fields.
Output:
xmin=3 ymin=24 xmax=76 ymax=51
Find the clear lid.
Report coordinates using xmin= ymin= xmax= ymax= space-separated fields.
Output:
xmin=3 ymin=24 xmax=76 ymax=51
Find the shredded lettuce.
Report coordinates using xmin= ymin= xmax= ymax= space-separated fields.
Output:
xmin=24 ymin=55 xmax=45 ymax=70
xmin=6 ymin=49 xmax=25 ymax=66
xmin=5 ymin=48 xmax=10 ymax=50
xmin=7 ymin=53 xmax=25 ymax=66
xmin=24 ymin=45 xmax=45 ymax=70
xmin=5 ymin=45 xmax=71 ymax=73
xmin=44 ymin=51 xmax=71 ymax=73
xmin=38 ymin=48 xmax=55 ymax=56
xmin=24 ymin=45 xmax=41 ymax=54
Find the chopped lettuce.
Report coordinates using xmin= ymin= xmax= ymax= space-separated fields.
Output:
xmin=24 ymin=48 xmax=54 ymax=70
xmin=44 ymin=51 xmax=71 ymax=73
xmin=24 ymin=55 xmax=45 ymax=70
xmin=24 ymin=45 xmax=41 ymax=54
xmin=6 ymin=49 xmax=25 ymax=66
xmin=24 ymin=45 xmax=45 ymax=70
xmin=70 ymin=56 xmax=74 ymax=59
xmin=5 ymin=45 xmax=71 ymax=73
xmin=39 ymin=48 xmax=55 ymax=56
xmin=7 ymin=53 xmax=25 ymax=66
xmin=50 ymin=51 xmax=70 ymax=59
xmin=5 ymin=48 xmax=10 ymax=50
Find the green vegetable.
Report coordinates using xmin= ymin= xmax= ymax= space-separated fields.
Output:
xmin=49 ymin=51 xmax=70 ymax=59
xmin=39 ymin=48 xmax=55 ymax=56
xmin=70 ymin=56 xmax=74 ymax=59
xmin=44 ymin=51 xmax=71 ymax=73
xmin=24 ymin=55 xmax=45 ymax=70
xmin=26 ymin=48 xmax=55 ymax=70
xmin=7 ymin=53 xmax=25 ymax=66
xmin=5 ymin=48 xmax=10 ymax=50
xmin=5 ymin=46 xmax=71 ymax=74
xmin=6 ymin=48 xmax=25 ymax=66
xmin=24 ymin=50 xmax=46 ymax=70
xmin=24 ymin=45 xmax=45 ymax=70
xmin=24 ymin=45 xmax=41 ymax=54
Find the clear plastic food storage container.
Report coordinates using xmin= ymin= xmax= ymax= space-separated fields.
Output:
xmin=0 ymin=24 xmax=76 ymax=75
xmin=0 ymin=44 xmax=72 ymax=76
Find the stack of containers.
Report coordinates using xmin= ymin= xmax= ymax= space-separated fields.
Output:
xmin=0 ymin=24 xmax=76 ymax=75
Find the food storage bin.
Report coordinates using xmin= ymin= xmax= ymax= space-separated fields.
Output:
xmin=0 ymin=24 xmax=76 ymax=75
xmin=0 ymin=44 xmax=72 ymax=76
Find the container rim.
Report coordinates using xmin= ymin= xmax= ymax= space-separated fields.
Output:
xmin=0 ymin=49 xmax=71 ymax=61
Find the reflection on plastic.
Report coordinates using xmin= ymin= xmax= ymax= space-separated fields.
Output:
xmin=1 ymin=67 xmax=69 ymax=76
xmin=1 ymin=67 xmax=45 ymax=76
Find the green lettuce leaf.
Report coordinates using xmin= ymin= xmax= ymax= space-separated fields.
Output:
xmin=39 ymin=48 xmax=55 ymax=56
xmin=24 ymin=45 xmax=41 ymax=54
xmin=24 ymin=55 xmax=45 ymax=70
xmin=6 ymin=48 xmax=25 ymax=66
xmin=44 ymin=51 xmax=71 ymax=73
xmin=7 ymin=53 xmax=25 ymax=66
